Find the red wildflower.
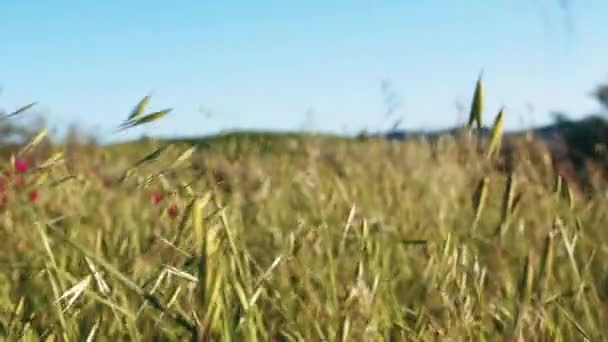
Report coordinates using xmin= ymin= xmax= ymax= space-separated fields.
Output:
xmin=29 ymin=189 xmax=39 ymax=202
xmin=167 ymin=204 xmax=178 ymax=218
xmin=151 ymin=191 xmax=164 ymax=205
xmin=14 ymin=159 xmax=29 ymax=173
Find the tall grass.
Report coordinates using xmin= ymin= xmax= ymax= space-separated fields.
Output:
xmin=0 ymin=82 xmax=605 ymax=341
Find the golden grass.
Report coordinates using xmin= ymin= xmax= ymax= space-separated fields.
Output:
xmin=0 ymin=82 xmax=605 ymax=340
xmin=0 ymin=131 xmax=604 ymax=340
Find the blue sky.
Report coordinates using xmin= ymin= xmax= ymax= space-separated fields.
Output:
xmin=1 ymin=0 xmax=607 ymax=142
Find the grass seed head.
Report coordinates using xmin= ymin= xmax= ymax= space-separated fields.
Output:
xmin=467 ymin=72 xmax=484 ymax=130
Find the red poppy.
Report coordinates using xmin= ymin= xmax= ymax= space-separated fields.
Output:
xmin=151 ymin=191 xmax=164 ymax=205
xmin=29 ymin=189 xmax=39 ymax=202
xmin=14 ymin=159 xmax=29 ymax=173
xmin=167 ymin=204 xmax=178 ymax=218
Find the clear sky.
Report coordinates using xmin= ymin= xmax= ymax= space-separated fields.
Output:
xmin=1 ymin=0 xmax=607 ymax=142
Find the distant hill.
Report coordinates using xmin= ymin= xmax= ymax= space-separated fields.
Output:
xmin=2 ymin=114 xmax=592 ymax=184
xmin=110 ymin=116 xmax=606 ymax=167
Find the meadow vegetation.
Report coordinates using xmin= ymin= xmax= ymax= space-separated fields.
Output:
xmin=0 ymin=78 xmax=606 ymax=341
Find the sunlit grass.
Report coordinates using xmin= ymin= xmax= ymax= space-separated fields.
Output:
xmin=0 ymin=81 xmax=605 ymax=340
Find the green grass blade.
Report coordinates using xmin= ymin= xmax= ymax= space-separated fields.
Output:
xmin=128 ymin=95 xmax=151 ymax=121
xmin=472 ymin=176 xmax=489 ymax=231
xmin=44 ymin=222 xmax=196 ymax=334
xmin=2 ymin=101 xmax=38 ymax=120
xmin=487 ymin=108 xmax=504 ymax=159
xmin=467 ymin=72 xmax=484 ymax=130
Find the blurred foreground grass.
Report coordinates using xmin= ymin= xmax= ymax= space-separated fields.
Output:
xmin=0 ymin=129 xmax=606 ymax=341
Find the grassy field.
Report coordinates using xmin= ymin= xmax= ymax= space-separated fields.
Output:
xmin=0 ymin=130 xmax=605 ymax=341
xmin=0 ymin=89 xmax=607 ymax=340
